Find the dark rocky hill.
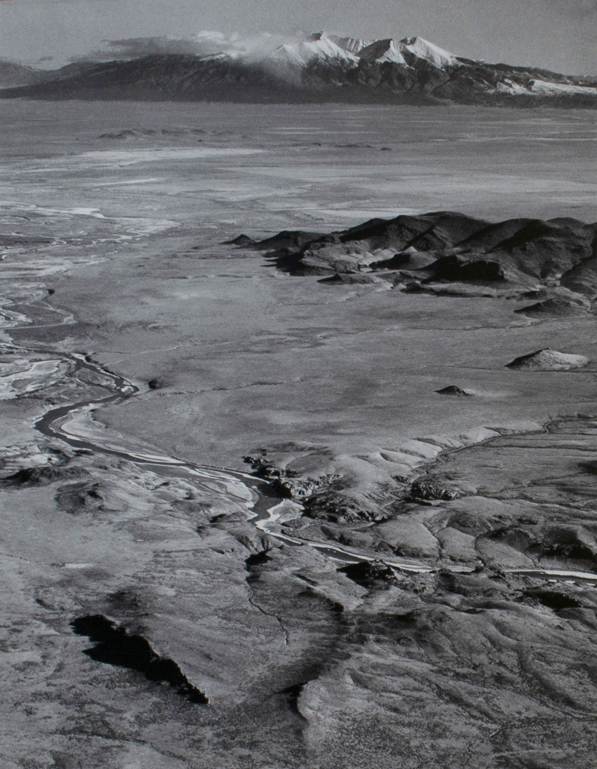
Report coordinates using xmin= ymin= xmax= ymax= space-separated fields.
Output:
xmin=242 ymin=211 xmax=597 ymax=310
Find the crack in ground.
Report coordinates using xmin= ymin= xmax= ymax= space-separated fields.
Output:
xmin=244 ymin=551 xmax=290 ymax=646
xmin=246 ymin=583 xmax=290 ymax=646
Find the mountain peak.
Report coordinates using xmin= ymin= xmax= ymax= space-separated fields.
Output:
xmin=331 ymin=33 xmax=459 ymax=69
xmin=399 ymin=36 xmax=460 ymax=67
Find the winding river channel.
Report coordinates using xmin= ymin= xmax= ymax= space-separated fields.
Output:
xmin=21 ymin=344 xmax=597 ymax=586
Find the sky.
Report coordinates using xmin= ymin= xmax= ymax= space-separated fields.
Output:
xmin=0 ymin=0 xmax=595 ymax=75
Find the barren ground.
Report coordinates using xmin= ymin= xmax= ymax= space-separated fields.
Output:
xmin=1 ymin=100 xmax=597 ymax=769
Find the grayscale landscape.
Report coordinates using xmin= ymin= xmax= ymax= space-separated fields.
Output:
xmin=1 ymin=25 xmax=597 ymax=769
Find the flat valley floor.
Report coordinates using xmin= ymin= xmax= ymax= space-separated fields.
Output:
xmin=1 ymin=100 xmax=597 ymax=769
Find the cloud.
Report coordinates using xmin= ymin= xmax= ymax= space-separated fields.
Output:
xmin=77 ymin=31 xmax=308 ymax=63
xmin=78 ymin=36 xmax=212 ymax=62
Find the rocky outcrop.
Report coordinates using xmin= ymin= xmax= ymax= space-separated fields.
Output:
xmin=515 ymin=294 xmax=590 ymax=318
xmin=303 ymin=489 xmax=385 ymax=523
xmin=506 ymin=349 xmax=590 ymax=370
xmin=244 ymin=453 xmax=340 ymax=500
xmin=55 ymin=480 xmax=104 ymax=514
xmin=0 ymin=464 xmax=85 ymax=487
xmin=407 ymin=475 xmax=462 ymax=503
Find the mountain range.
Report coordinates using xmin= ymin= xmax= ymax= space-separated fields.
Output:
xmin=0 ymin=60 xmax=50 ymax=88
xmin=2 ymin=32 xmax=597 ymax=107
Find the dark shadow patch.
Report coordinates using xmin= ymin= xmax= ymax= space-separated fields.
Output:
xmin=107 ymin=589 xmax=142 ymax=613
xmin=340 ymin=560 xmax=398 ymax=588
xmin=0 ymin=234 xmax=53 ymax=247
xmin=245 ymin=550 xmax=271 ymax=568
xmin=71 ymin=615 xmax=208 ymax=704
xmin=428 ymin=255 xmax=507 ymax=282
xmin=224 ymin=234 xmax=255 ymax=247
xmin=525 ymin=590 xmax=583 ymax=611
xmin=278 ymin=682 xmax=308 ymax=719
xmin=50 ymin=753 xmax=81 ymax=769
xmin=318 ymin=273 xmax=381 ymax=285
xmin=581 ymin=460 xmax=597 ymax=474
xmin=245 ymin=549 xmax=272 ymax=586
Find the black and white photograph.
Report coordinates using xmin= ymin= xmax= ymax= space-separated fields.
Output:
xmin=0 ymin=1 xmax=596 ymax=767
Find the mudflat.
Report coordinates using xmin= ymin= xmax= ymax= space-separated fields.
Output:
xmin=1 ymin=100 xmax=597 ymax=768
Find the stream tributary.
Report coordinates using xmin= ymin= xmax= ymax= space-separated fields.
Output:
xmin=23 ymin=344 xmax=597 ymax=585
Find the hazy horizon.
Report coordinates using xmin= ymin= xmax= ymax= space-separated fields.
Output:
xmin=0 ymin=0 xmax=596 ymax=75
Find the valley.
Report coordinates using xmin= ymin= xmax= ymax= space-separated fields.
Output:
xmin=1 ymin=100 xmax=597 ymax=768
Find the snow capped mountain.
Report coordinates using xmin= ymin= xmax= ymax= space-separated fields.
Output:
xmin=3 ymin=30 xmax=597 ymax=108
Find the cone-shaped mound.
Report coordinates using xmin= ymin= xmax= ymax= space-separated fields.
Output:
xmin=436 ymin=385 xmax=472 ymax=396
xmin=507 ymin=349 xmax=589 ymax=370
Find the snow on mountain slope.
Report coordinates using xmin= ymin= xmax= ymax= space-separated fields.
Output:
xmin=331 ymin=37 xmax=372 ymax=55
xmin=268 ymin=33 xmax=359 ymax=67
xmin=334 ymin=35 xmax=454 ymax=68
xmin=399 ymin=36 xmax=461 ymax=68
xmin=530 ymin=79 xmax=597 ymax=96
xmin=358 ymin=39 xmax=409 ymax=66
xmin=268 ymin=44 xmax=307 ymax=67
xmin=495 ymin=77 xmax=597 ymax=97
xmin=495 ymin=79 xmax=533 ymax=96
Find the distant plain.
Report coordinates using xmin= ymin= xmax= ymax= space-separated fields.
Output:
xmin=2 ymin=100 xmax=594 ymax=466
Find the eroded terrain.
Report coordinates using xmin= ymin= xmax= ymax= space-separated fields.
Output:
xmin=1 ymin=101 xmax=597 ymax=768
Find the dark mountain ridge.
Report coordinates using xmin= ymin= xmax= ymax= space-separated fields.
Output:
xmin=240 ymin=211 xmax=597 ymax=313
